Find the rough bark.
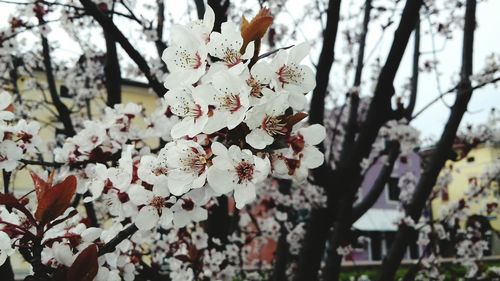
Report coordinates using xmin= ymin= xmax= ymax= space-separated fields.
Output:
xmin=104 ymin=30 xmax=122 ymax=106
xmin=376 ymin=1 xmax=476 ymax=279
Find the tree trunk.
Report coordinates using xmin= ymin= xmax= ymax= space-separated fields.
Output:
xmin=376 ymin=1 xmax=476 ymax=279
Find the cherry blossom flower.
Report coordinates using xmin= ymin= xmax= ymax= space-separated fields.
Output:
xmin=128 ymin=184 xmax=173 ymax=231
xmin=186 ymin=5 xmax=214 ymax=42
xmin=287 ymin=124 xmax=326 ymax=169
xmin=244 ymin=95 xmax=289 ymax=149
xmin=202 ymin=70 xmax=251 ymax=133
xmin=164 ymin=85 xmax=214 ymax=139
xmin=137 ymin=154 xmax=169 ymax=186
xmin=162 ymin=25 xmax=208 ymax=89
xmin=14 ymin=120 xmax=41 ymax=152
xmin=107 ymin=145 xmax=134 ymax=191
xmin=165 ymin=139 xmax=209 ymax=196
xmin=171 ymin=195 xmax=207 ymax=228
xmin=72 ymin=120 xmax=107 ymax=153
xmin=207 ymin=22 xmax=254 ymax=70
xmin=84 ymin=163 xmax=109 ymax=201
xmin=0 ymin=140 xmax=22 ymax=171
xmin=244 ymin=61 xmax=275 ymax=106
xmin=270 ymin=42 xmax=316 ymax=110
xmin=207 ymin=142 xmax=270 ymax=208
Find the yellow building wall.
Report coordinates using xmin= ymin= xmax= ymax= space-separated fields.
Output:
xmin=431 ymin=146 xmax=500 ymax=231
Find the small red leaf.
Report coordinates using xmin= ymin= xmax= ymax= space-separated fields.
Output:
xmin=67 ymin=245 xmax=98 ymax=281
xmin=34 ymin=175 xmax=77 ymax=225
xmin=30 ymin=172 xmax=50 ymax=202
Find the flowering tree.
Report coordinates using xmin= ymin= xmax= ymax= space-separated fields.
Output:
xmin=0 ymin=0 xmax=499 ymax=281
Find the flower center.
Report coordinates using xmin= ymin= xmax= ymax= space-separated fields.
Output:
xmin=153 ymin=167 xmax=168 ymax=176
xmin=235 ymin=162 xmax=254 ymax=184
xmin=177 ymin=49 xmax=202 ymax=69
xmin=262 ymin=116 xmax=287 ymax=136
xmin=218 ymin=94 xmax=242 ymax=113
xmin=180 ymin=149 xmax=207 ymax=175
xmin=247 ymin=78 xmax=263 ymax=98
xmin=185 ymin=103 xmax=204 ymax=120
xmin=223 ymin=49 xmax=242 ymax=67
xmin=181 ymin=199 xmax=195 ymax=211
xmin=277 ymin=64 xmax=303 ymax=87
xmin=150 ymin=196 xmax=166 ymax=212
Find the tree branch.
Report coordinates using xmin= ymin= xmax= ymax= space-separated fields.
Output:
xmin=350 ymin=141 xmax=400 ymax=223
xmin=308 ymin=0 xmax=342 ymax=126
xmin=321 ymin=0 xmax=423 ymax=279
xmin=405 ymin=12 xmax=420 ymax=119
xmin=194 ymin=0 xmax=205 ymax=20
xmin=79 ymin=0 xmax=165 ymax=97
xmin=98 ymin=224 xmax=138 ymax=255
xmin=104 ymin=29 xmax=122 ymax=106
xmin=38 ymin=18 xmax=76 ymax=137
xmin=376 ymin=1 xmax=476 ymax=279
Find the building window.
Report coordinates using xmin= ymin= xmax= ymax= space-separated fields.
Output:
xmin=387 ymin=177 xmax=400 ymax=202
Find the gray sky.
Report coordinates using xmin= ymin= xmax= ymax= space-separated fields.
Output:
xmin=0 ymin=0 xmax=498 ymax=141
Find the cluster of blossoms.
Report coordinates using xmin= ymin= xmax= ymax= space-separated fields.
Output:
xmin=0 ymin=91 xmax=41 ymax=171
xmin=0 ymin=5 xmax=327 ymax=281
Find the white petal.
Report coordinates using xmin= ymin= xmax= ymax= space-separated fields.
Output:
xmin=288 ymin=42 xmax=311 ymax=63
xmin=135 ymin=206 xmax=159 ymax=231
xmin=211 ymin=141 xmax=228 ymax=156
xmin=153 ymin=184 xmax=170 ymax=198
xmin=251 ymin=61 xmax=273 ymax=84
xmin=207 ymin=167 xmax=235 ymax=194
xmin=302 ymin=146 xmax=325 ymax=169
xmin=233 ymin=184 xmax=256 ymax=209
xmin=300 ymin=124 xmax=326 ymax=145
xmin=128 ymin=185 xmax=153 ymax=206
xmin=246 ymin=129 xmax=274 ymax=149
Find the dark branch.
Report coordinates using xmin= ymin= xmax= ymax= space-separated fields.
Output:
xmin=308 ymin=0 xmax=342 ymax=126
xmin=79 ymin=0 xmax=165 ymax=97
xmin=104 ymin=30 xmax=122 ymax=106
xmin=350 ymin=141 xmax=400 ymax=222
xmin=405 ymin=12 xmax=420 ymax=119
xmin=99 ymin=224 xmax=138 ymax=255
xmin=194 ymin=0 xmax=205 ymax=20
xmin=39 ymin=18 xmax=76 ymax=137
xmin=376 ymin=0 xmax=476 ymax=279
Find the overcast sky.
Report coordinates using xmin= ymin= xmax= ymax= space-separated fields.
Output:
xmin=1 ymin=0 xmax=498 ymax=141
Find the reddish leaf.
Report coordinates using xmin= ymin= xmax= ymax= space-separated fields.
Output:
xmin=34 ymin=175 xmax=77 ymax=225
xmin=30 ymin=172 xmax=51 ymax=202
xmin=285 ymin=112 xmax=308 ymax=131
xmin=240 ymin=8 xmax=273 ymax=53
xmin=67 ymin=245 xmax=98 ymax=281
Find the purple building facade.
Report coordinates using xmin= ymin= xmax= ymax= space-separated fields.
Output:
xmin=347 ymin=151 xmax=422 ymax=262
